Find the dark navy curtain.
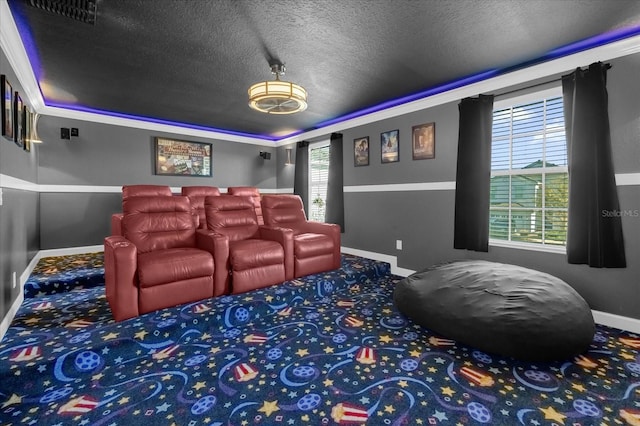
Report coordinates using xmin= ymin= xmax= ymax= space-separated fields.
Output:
xmin=453 ymin=95 xmax=494 ymax=252
xmin=293 ymin=141 xmax=310 ymax=216
xmin=562 ymin=62 xmax=626 ymax=268
xmin=325 ymin=133 xmax=345 ymax=231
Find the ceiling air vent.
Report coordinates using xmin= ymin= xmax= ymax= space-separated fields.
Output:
xmin=28 ymin=0 xmax=97 ymax=25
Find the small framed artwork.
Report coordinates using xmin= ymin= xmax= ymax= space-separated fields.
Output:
xmin=381 ymin=129 xmax=399 ymax=163
xmin=23 ymin=106 xmax=31 ymax=152
xmin=14 ymin=92 xmax=23 ymax=148
xmin=1 ymin=75 xmax=14 ymax=141
xmin=353 ymin=136 xmax=369 ymax=166
xmin=154 ymin=137 xmax=213 ymax=176
xmin=412 ymin=122 xmax=435 ymax=160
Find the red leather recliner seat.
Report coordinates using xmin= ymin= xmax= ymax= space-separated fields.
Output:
xmin=182 ymin=186 xmax=221 ymax=229
xmin=261 ymin=194 xmax=341 ymax=278
xmin=204 ymin=195 xmax=293 ymax=295
xmin=111 ymin=185 xmax=173 ymax=236
xmin=227 ymin=186 xmax=263 ymax=225
xmin=104 ymin=196 xmax=218 ymax=321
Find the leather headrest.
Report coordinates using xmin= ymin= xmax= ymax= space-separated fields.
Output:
xmin=181 ymin=186 xmax=221 ymax=197
xmin=261 ymin=194 xmax=303 ymax=210
xmin=123 ymin=196 xmax=190 ymax=214
xmin=205 ymin=195 xmax=254 ymax=212
xmin=122 ymin=184 xmax=172 ymax=200
xmin=227 ymin=186 xmax=260 ymax=197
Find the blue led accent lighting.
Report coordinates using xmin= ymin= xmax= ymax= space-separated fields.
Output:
xmin=10 ymin=2 xmax=43 ymax=85
xmin=547 ymin=25 xmax=640 ymax=57
xmin=9 ymin=3 xmax=640 ymax=142
xmin=44 ymin=101 xmax=282 ymax=141
xmin=314 ymin=69 xmax=501 ymax=129
xmin=314 ymin=24 xmax=640 ymax=132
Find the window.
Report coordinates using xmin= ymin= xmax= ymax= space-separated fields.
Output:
xmin=309 ymin=142 xmax=330 ymax=222
xmin=490 ymin=89 xmax=568 ymax=249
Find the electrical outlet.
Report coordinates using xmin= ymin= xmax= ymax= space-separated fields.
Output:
xmin=396 ymin=240 xmax=403 ymax=250
xmin=12 ymin=271 xmax=17 ymax=289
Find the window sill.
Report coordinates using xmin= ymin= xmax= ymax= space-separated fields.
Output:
xmin=489 ymin=239 xmax=567 ymax=255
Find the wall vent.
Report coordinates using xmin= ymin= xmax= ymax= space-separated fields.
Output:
xmin=28 ymin=0 xmax=97 ymax=25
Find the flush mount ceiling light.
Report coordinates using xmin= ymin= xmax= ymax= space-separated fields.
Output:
xmin=248 ymin=61 xmax=307 ymax=114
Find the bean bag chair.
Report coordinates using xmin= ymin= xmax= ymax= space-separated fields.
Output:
xmin=393 ymin=260 xmax=595 ymax=361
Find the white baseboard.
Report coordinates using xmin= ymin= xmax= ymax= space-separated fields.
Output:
xmin=342 ymin=246 xmax=640 ymax=334
xmin=0 ymin=245 xmax=104 ymax=342
xmin=2 ymin=245 xmax=639 ymax=341
xmin=34 ymin=244 xmax=104 ymax=260
xmin=0 ymin=290 xmax=23 ymax=343
xmin=341 ymin=246 xmax=415 ymax=277
xmin=592 ymin=310 xmax=640 ymax=334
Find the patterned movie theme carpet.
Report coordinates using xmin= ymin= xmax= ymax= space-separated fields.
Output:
xmin=0 ymin=252 xmax=639 ymax=425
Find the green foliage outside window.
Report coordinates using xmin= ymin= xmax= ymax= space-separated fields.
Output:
xmin=489 ymin=96 xmax=568 ymax=247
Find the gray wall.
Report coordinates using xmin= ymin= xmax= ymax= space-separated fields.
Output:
xmin=0 ymin=48 xmax=40 ymax=321
xmin=2 ymin=41 xmax=281 ymax=322
xmin=279 ymin=54 xmax=640 ymax=320
xmin=1 ymin=43 xmax=639 ymax=327
xmin=36 ymin=116 xmax=278 ymax=248
xmin=37 ymin=118 xmax=278 ymax=186
xmin=276 ymin=144 xmax=296 ymax=190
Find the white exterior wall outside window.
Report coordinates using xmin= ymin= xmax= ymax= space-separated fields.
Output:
xmin=309 ymin=142 xmax=330 ymax=222
xmin=490 ymin=87 xmax=568 ymax=253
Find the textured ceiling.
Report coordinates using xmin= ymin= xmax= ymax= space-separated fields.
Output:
xmin=7 ymin=0 xmax=640 ymax=140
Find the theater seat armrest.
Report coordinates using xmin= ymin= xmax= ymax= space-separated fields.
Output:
xmin=297 ymin=222 xmax=341 ymax=269
xmin=197 ymin=229 xmax=230 ymax=296
xmin=259 ymin=226 xmax=295 ymax=280
xmin=196 ymin=229 xmax=217 ymax=257
xmin=104 ymin=235 xmax=138 ymax=321
xmin=111 ymin=213 xmax=124 ymax=236
xmin=298 ymin=221 xmax=340 ymax=237
xmin=259 ymin=225 xmax=294 ymax=243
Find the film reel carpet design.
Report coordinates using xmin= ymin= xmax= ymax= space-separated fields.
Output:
xmin=1 ymin=253 xmax=639 ymax=425
xmin=23 ymin=252 xmax=105 ymax=299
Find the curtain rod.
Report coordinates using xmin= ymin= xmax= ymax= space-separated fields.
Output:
xmin=494 ymin=62 xmax=612 ymax=99
xmin=495 ymin=78 xmax=561 ymax=99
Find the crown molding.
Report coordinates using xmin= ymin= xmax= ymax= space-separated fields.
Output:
xmin=3 ymin=0 xmax=640 ymax=147
xmin=0 ymin=0 xmax=43 ymax=110
xmin=39 ymin=105 xmax=277 ymax=146
xmin=0 ymin=1 xmax=274 ymax=146
xmin=276 ymin=33 xmax=640 ymax=146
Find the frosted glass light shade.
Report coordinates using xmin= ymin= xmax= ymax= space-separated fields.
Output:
xmin=248 ymin=79 xmax=307 ymax=114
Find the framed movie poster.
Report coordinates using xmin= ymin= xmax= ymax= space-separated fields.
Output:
xmin=412 ymin=122 xmax=435 ymax=160
xmin=381 ymin=129 xmax=399 ymax=163
xmin=1 ymin=75 xmax=14 ymax=141
xmin=14 ymin=92 xmax=23 ymax=148
xmin=354 ymin=136 xmax=369 ymax=166
xmin=154 ymin=137 xmax=212 ymax=176
xmin=23 ymin=106 xmax=31 ymax=152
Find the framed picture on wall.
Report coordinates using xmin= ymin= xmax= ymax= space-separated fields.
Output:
xmin=1 ymin=75 xmax=14 ymax=141
xmin=412 ymin=122 xmax=435 ymax=160
xmin=381 ymin=129 xmax=399 ymax=163
xmin=23 ymin=106 xmax=31 ymax=152
xmin=14 ymin=92 xmax=24 ymax=148
xmin=354 ymin=136 xmax=369 ymax=166
xmin=154 ymin=137 xmax=213 ymax=176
